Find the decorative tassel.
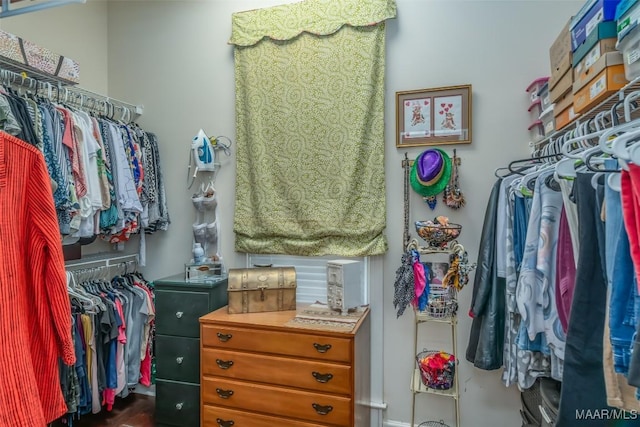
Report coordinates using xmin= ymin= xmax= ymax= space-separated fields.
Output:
xmin=424 ymin=195 xmax=437 ymax=210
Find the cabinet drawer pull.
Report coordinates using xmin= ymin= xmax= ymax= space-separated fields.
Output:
xmin=216 ymin=388 xmax=234 ymax=399
xmin=217 ymin=332 xmax=232 ymax=342
xmin=175 ymin=402 xmax=184 ymax=410
xmin=176 ymin=357 xmax=184 ymax=365
xmin=313 ymin=343 xmax=332 ymax=353
xmin=312 ymin=371 xmax=334 ymax=383
xmin=217 ymin=418 xmax=235 ymax=427
xmin=175 ymin=311 xmax=184 ymax=319
xmin=312 ymin=403 xmax=333 ymax=415
xmin=216 ymin=359 xmax=234 ymax=370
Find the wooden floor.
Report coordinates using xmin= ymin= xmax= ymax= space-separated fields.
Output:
xmin=51 ymin=394 xmax=155 ymax=427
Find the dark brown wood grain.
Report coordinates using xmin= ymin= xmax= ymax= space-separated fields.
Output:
xmin=51 ymin=394 xmax=155 ymax=427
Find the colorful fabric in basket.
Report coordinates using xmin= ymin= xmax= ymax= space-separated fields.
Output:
xmin=417 ymin=351 xmax=456 ymax=390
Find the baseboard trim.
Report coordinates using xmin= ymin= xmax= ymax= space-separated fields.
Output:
xmin=383 ymin=420 xmax=411 ymax=427
xmin=132 ymin=383 xmax=155 ymax=396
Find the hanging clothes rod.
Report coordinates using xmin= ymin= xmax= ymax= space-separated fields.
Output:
xmin=65 ymin=253 xmax=139 ymax=270
xmin=0 ymin=67 xmax=144 ymax=120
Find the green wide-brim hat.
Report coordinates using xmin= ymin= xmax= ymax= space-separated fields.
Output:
xmin=410 ymin=148 xmax=452 ymax=197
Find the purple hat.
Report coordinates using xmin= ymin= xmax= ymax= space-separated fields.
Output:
xmin=410 ymin=148 xmax=452 ymax=197
xmin=416 ymin=149 xmax=444 ymax=182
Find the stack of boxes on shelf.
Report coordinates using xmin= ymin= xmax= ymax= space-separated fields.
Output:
xmin=527 ymin=0 xmax=640 ymax=140
xmin=526 ymin=77 xmax=550 ymax=143
xmin=550 ymin=19 xmax=575 ymax=131
xmin=572 ymin=0 xmax=625 ymax=115
xmin=549 ymin=0 xmax=626 ymax=132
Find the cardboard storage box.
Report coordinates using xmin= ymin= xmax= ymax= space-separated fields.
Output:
xmin=555 ymin=105 xmax=578 ymax=130
xmin=550 ymin=68 xmax=573 ymax=102
xmin=574 ymin=38 xmax=618 ymax=80
xmin=0 ymin=29 xmax=79 ymax=83
xmin=574 ymin=51 xmax=624 ymax=93
xmin=550 ymin=19 xmax=573 ymax=84
xmin=573 ymin=62 xmax=627 ymax=113
xmin=571 ymin=0 xmax=621 ymax=51
xmin=554 ymin=92 xmax=577 ymax=130
xmin=572 ymin=21 xmax=617 ymax=64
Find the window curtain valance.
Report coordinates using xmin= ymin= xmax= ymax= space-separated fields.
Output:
xmin=228 ymin=0 xmax=397 ymax=47
xmin=232 ymin=0 xmax=395 ymax=257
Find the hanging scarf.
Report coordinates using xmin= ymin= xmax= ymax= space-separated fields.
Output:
xmin=393 ymin=250 xmax=415 ymax=318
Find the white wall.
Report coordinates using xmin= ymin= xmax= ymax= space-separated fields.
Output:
xmin=384 ymin=2 xmax=580 ymax=425
xmin=0 ymin=0 xmax=108 ymax=93
xmin=0 ymin=1 xmax=583 ymax=426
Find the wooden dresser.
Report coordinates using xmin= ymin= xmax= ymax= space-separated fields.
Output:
xmin=199 ymin=306 xmax=371 ymax=427
xmin=154 ymin=274 xmax=228 ymax=427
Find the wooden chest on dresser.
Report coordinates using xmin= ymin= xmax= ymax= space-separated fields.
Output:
xmin=154 ymin=274 xmax=228 ymax=427
xmin=199 ymin=306 xmax=371 ymax=427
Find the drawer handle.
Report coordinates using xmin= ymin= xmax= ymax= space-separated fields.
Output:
xmin=217 ymin=332 xmax=232 ymax=342
xmin=313 ymin=343 xmax=332 ymax=353
xmin=216 ymin=418 xmax=235 ymax=427
xmin=176 ymin=357 xmax=184 ymax=365
xmin=175 ymin=311 xmax=184 ymax=319
xmin=216 ymin=388 xmax=234 ymax=399
xmin=216 ymin=359 xmax=234 ymax=370
xmin=312 ymin=371 xmax=334 ymax=383
xmin=312 ymin=403 xmax=333 ymax=416
xmin=175 ymin=402 xmax=184 ymax=410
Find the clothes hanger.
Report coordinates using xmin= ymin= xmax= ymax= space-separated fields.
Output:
xmin=554 ymin=130 xmax=583 ymax=180
xmin=519 ymin=162 xmax=554 ymax=194
xmin=610 ymin=125 xmax=640 ymax=161
xmin=506 ymin=152 xmax=558 ymax=174
xmin=68 ymin=270 xmax=107 ymax=311
xmin=561 ymin=121 xmax=601 ymax=158
xmin=528 ymin=140 xmax=563 ymax=180
xmin=611 ymin=95 xmax=640 ymax=162
xmin=598 ymin=94 xmax=640 ymax=154
xmin=624 ymin=90 xmax=640 ymax=123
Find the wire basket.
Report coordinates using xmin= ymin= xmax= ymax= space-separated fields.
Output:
xmin=415 ymin=222 xmax=462 ymax=248
xmin=424 ymin=283 xmax=458 ymax=319
xmin=419 ymin=421 xmax=450 ymax=427
xmin=416 ymin=350 xmax=456 ymax=390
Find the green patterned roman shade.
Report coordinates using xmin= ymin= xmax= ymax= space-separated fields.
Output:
xmin=231 ymin=0 xmax=396 ymax=257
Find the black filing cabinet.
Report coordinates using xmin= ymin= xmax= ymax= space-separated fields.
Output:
xmin=154 ymin=273 xmax=228 ymax=427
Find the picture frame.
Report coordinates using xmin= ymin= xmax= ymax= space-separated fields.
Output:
xmin=396 ymin=84 xmax=472 ymax=148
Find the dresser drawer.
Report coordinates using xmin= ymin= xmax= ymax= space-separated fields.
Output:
xmin=156 ymin=290 xmax=210 ymax=337
xmin=156 ymin=379 xmax=199 ymax=426
xmin=202 ymin=376 xmax=351 ymax=426
xmin=201 ymin=325 xmax=351 ymax=363
xmin=156 ymin=335 xmax=200 ymax=383
xmin=203 ymin=405 xmax=327 ymax=427
xmin=202 ymin=347 xmax=351 ymax=395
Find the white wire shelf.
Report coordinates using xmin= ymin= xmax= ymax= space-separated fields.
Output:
xmin=411 ymin=368 xmax=458 ymax=399
xmin=0 ymin=60 xmax=144 ymax=120
xmin=406 ymin=238 xmax=465 ymax=255
xmin=532 ymin=75 xmax=640 ymax=152
xmin=65 ymin=252 xmax=138 ymax=270
xmin=415 ymin=309 xmax=457 ymax=325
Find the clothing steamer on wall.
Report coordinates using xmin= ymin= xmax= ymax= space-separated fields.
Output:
xmin=187 ymin=129 xmax=232 ymax=276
